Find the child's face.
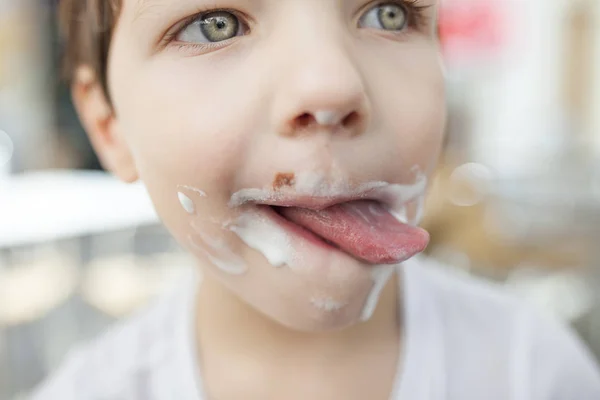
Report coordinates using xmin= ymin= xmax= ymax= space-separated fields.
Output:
xmin=92 ymin=0 xmax=444 ymax=331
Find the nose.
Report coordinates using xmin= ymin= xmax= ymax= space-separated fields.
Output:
xmin=272 ymin=48 xmax=370 ymax=138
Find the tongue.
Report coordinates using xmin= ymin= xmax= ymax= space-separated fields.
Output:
xmin=278 ymin=200 xmax=429 ymax=264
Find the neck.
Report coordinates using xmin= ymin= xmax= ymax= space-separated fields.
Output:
xmin=194 ymin=268 xmax=402 ymax=361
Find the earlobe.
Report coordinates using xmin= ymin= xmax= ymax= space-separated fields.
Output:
xmin=72 ymin=66 xmax=139 ymax=183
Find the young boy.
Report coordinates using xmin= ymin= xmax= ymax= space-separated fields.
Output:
xmin=33 ymin=0 xmax=600 ymax=399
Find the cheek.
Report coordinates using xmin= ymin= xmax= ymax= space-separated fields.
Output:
xmin=374 ymin=47 xmax=446 ymax=174
xmin=109 ymin=62 xmax=263 ymax=255
xmin=113 ymin=59 xmax=260 ymax=193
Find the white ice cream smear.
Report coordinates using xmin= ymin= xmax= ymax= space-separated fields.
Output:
xmin=360 ymin=265 xmax=395 ymax=322
xmin=228 ymin=211 xmax=296 ymax=268
xmin=357 ymin=173 xmax=427 ymax=321
xmin=188 ymin=233 xmax=246 ymax=275
xmin=370 ymin=173 xmax=428 ymax=226
xmin=314 ymin=110 xmax=342 ymax=126
xmin=229 ymin=172 xmax=388 ymax=208
xmin=178 ymin=185 xmax=207 ymax=197
xmin=176 ymin=185 xmax=246 ymax=275
xmin=229 ymin=172 xmax=427 ymax=226
xmin=176 ymin=185 xmax=207 ymax=215
xmin=413 ymin=195 xmax=426 ymax=225
xmin=310 ymin=297 xmax=347 ymax=312
xmin=205 ymin=254 xmax=245 ymax=276
xmin=177 ymin=192 xmax=195 ymax=215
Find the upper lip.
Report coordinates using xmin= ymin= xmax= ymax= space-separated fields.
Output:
xmin=229 ymin=187 xmax=386 ymax=210
xmin=260 ymin=194 xmax=375 ymax=210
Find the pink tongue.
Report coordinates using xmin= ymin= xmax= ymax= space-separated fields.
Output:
xmin=279 ymin=200 xmax=429 ymax=264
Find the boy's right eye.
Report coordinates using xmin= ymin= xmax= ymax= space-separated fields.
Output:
xmin=176 ymin=11 xmax=247 ymax=44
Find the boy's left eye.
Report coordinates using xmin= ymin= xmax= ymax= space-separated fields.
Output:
xmin=177 ymin=11 xmax=246 ymax=43
xmin=358 ymin=2 xmax=408 ymax=31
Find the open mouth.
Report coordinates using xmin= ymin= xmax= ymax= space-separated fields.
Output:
xmin=259 ymin=199 xmax=430 ymax=265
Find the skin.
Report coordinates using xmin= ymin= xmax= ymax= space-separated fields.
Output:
xmin=73 ymin=0 xmax=445 ymax=398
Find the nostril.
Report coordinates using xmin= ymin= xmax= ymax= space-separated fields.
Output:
xmin=288 ymin=110 xmax=362 ymax=135
xmin=295 ymin=113 xmax=315 ymax=129
xmin=342 ymin=111 xmax=360 ymax=128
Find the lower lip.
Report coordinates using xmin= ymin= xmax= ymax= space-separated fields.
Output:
xmin=259 ymin=205 xmax=341 ymax=252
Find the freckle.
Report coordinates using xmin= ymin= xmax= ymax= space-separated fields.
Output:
xmin=273 ymin=173 xmax=296 ymax=190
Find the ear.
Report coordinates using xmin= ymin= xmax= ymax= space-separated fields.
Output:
xmin=71 ymin=66 xmax=139 ymax=183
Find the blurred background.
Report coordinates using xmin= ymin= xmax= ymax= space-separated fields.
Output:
xmin=1 ymin=0 xmax=600 ymax=398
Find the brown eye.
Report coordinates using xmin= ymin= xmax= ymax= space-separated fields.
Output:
xmin=359 ymin=3 xmax=408 ymax=31
xmin=178 ymin=11 xmax=242 ymax=43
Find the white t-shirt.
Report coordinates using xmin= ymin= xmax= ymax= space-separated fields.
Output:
xmin=31 ymin=257 xmax=600 ymax=400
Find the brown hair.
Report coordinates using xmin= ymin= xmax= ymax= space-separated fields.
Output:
xmin=58 ymin=0 xmax=121 ymax=100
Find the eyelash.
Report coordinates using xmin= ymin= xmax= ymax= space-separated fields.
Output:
xmin=394 ymin=0 xmax=431 ymax=31
xmin=164 ymin=0 xmax=432 ymax=53
xmin=162 ymin=6 xmax=249 ymax=52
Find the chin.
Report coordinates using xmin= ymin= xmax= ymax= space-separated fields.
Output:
xmin=272 ymin=308 xmax=364 ymax=333
xmin=254 ymin=283 xmax=377 ymax=333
